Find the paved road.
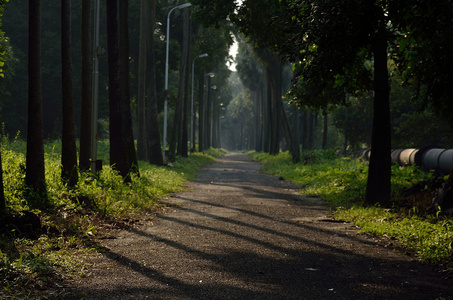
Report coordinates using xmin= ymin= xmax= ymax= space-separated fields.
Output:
xmin=68 ymin=153 xmax=453 ymax=299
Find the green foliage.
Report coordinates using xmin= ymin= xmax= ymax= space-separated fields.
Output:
xmin=331 ymin=94 xmax=373 ymax=150
xmin=390 ymin=1 xmax=453 ymax=128
xmin=250 ymin=150 xmax=452 ymax=264
xmin=0 ymin=234 xmax=93 ymax=299
xmin=0 ymin=0 xmax=8 ymax=78
xmin=200 ymin=147 xmax=227 ymax=159
xmin=1 ymin=135 xmax=27 ymax=211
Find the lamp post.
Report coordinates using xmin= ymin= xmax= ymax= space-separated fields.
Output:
xmin=163 ymin=2 xmax=192 ymax=159
xmin=191 ymin=53 xmax=208 ymax=153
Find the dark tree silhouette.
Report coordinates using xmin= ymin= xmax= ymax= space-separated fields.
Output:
xmin=145 ymin=0 xmax=164 ymax=165
xmin=26 ymin=0 xmax=47 ymax=207
xmin=118 ymin=0 xmax=139 ymax=177
xmin=61 ymin=0 xmax=78 ymax=187
xmin=106 ymin=0 xmax=138 ymax=181
xmin=79 ymin=0 xmax=92 ymax=172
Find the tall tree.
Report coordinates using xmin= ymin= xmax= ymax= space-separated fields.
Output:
xmin=61 ymin=0 xmax=78 ymax=187
xmin=106 ymin=0 xmax=138 ymax=181
xmin=235 ymin=38 xmax=264 ymax=151
xmin=26 ymin=0 xmax=47 ymax=207
xmin=145 ymin=0 xmax=163 ymax=165
xmin=198 ymin=71 xmax=206 ymax=151
xmin=259 ymin=49 xmax=300 ymax=162
xmin=169 ymin=7 xmax=190 ymax=159
xmin=179 ymin=9 xmax=191 ymax=157
xmin=283 ymin=1 xmax=391 ymax=204
xmin=118 ymin=0 xmax=139 ymax=178
xmin=79 ymin=0 xmax=92 ymax=171
xmin=136 ymin=0 xmax=147 ymax=161
xmin=106 ymin=0 xmax=125 ymax=178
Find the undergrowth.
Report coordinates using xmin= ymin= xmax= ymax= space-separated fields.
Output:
xmin=0 ymin=134 xmax=223 ymax=299
xmin=249 ymin=150 xmax=453 ymax=266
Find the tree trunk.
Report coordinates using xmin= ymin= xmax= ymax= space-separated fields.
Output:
xmin=302 ymin=109 xmax=312 ymax=150
xmin=169 ymin=7 xmax=190 ymax=159
xmin=263 ymin=54 xmax=299 ymax=162
xmin=106 ymin=0 xmax=124 ymax=177
xmin=212 ymin=94 xmax=221 ymax=149
xmin=266 ymin=68 xmax=278 ymax=155
xmin=180 ymin=13 xmax=191 ymax=156
xmin=26 ymin=0 xmax=47 ymax=206
xmin=136 ymin=0 xmax=147 ymax=161
xmin=255 ymin=87 xmax=263 ymax=152
xmin=145 ymin=0 xmax=163 ymax=165
xmin=249 ymin=90 xmax=257 ymax=150
xmin=79 ymin=0 xmax=91 ymax=172
xmin=365 ymin=19 xmax=391 ymax=206
xmin=293 ymin=104 xmax=300 ymax=153
xmin=179 ymin=8 xmax=191 ymax=157
xmin=205 ymin=75 xmax=212 ymax=149
xmin=198 ymin=73 xmax=205 ymax=151
xmin=280 ymin=101 xmax=300 ymax=163
xmin=310 ymin=111 xmax=317 ymax=149
xmin=61 ymin=0 xmax=78 ymax=187
xmin=322 ymin=109 xmax=328 ymax=150
xmin=118 ymin=0 xmax=139 ymax=179
xmin=262 ymin=79 xmax=270 ymax=153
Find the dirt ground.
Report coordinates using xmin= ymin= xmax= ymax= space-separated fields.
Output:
xmin=63 ymin=153 xmax=453 ymax=299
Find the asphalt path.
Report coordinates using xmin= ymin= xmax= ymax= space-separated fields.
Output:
xmin=67 ymin=153 xmax=453 ymax=299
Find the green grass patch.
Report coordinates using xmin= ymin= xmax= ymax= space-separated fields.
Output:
xmin=335 ymin=207 xmax=453 ymax=264
xmin=203 ymin=147 xmax=228 ymax=158
xmin=249 ymin=150 xmax=452 ymax=265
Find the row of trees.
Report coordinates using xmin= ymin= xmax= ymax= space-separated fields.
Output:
xmin=0 ymin=0 xmax=233 ymax=212
xmin=2 ymin=0 xmax=452 ymax=210
xmin=19 ymin=0 xmax=140 ymax=207
xmin=230 ymin=39 xmax=451 ymax=153
xmin=193 ymin=0 xmax=453 ymax=207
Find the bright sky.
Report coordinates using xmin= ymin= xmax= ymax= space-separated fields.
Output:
xmin=228 ymin=37 xmax=238 ymax=71
xmin=228 ymin=0 xmax=242 ymax=71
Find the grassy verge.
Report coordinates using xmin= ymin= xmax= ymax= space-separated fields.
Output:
xmin=249 ymin=150 xmax=453 ymax=267
xmin=0 ymin=136 xmax=224 ymax=299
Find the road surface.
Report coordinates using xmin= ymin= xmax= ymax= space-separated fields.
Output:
xmin=66 ymin=153 xmax=453 ymax=299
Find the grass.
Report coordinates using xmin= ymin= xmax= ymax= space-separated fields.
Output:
xmin=0 ymin=135 xmax=224 ymax=299
xmin=249 ymin=150 xmax=453 ymax=266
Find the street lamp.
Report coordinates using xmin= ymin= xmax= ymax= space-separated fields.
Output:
xmin=163 ymin=2 xmax=192 ymax=159
xmin=191 ymin=53 xmax=208 ymax=153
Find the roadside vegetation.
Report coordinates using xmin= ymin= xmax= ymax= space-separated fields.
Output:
xmin=249 ymin=150 xmax=453 ymax=269
xmin=0 ymin=136 xmax=225 ymax=299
